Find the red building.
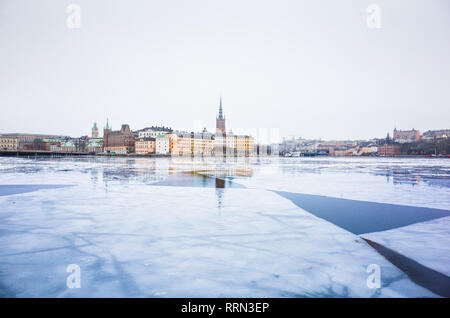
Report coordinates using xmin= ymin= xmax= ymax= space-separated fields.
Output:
xmin=378 ymin=144 xmax=401 ymax=156
xmin=103 ymin=121 xmax=135 ymax=154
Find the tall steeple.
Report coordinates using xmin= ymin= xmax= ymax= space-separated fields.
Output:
xmin=105 ymin=118 xmax=111 ymax=130
xmin=216 ymin=96 xmax=226 ymax=135
xmin=218 ymin=96 xmax=224 ymax=120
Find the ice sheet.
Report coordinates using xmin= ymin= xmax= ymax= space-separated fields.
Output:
xmin=0 ymin=184 xmax=435 ymax=297
xmin=0 ymin=156 xmax=447 ymax=297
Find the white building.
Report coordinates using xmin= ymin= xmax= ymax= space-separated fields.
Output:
xmin=137 ymin=126 xmax=172 ymax=139
xmin=155 ymin=134 xmax=170 ymax=155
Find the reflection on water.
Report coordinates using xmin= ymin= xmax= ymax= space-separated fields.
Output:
xmin=150 ymin=169 xmax=247 ymax=211
xmin=1 ymin=156 xmax=449 ymax=207
xmin=152 ymin=172 xmax=245 ymax=189
xmin=216 ymin=188 xmax=224 ymax=211
xmin=2 ymin=155 xmax=449 ymax=188
xmin=1 ymin=156 xmax=450 ymax=231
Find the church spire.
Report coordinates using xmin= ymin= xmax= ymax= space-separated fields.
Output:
xmin=216 ymin=96 xmax=226 ymax=135
xmin=218 ymin=96 xmax=224 ymax=120
xmin=105 ymin=118 xmax=111 ymax=130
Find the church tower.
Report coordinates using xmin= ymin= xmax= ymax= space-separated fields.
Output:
xmin=92 ymin=122 xmax=99 ymax=138
xmin=216 ymin=96 xmax=226 ymax=135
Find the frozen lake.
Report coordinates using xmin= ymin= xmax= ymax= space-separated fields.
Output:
xmin=0 ymin=156 xmax=449 ymax=297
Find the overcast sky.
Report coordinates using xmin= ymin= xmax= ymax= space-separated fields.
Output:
xmin=0 ymin=0 xmax=449 ymax=141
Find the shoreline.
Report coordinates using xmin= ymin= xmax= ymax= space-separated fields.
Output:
xmin=0 ymin=150 xmax=447 ymax=159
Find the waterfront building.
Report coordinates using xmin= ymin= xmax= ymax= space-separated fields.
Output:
xmin=393 ymin=128 xmax=420 ymax=143
xmin=171 ymin=131 xmax=192 ymax=156
xmin=378 ymin=144 xmax=402 ymax=156
xmin=71 ymin=137 xmax=88 ymax=153
xmin=42 ymin=138 xmax=62 ymax=152
xmin=201 ymin=130 xmax=215 ymax=156
xmin=103 ymin=122 xmax=135 ymax=154
xmin=155 ymin=134 xmax=170 ymax=155
xmin=167 ymin=133 xmax=178 ymax=153
xmin=87 ymin=137 xmax=103 ymax=153
xmin=234 ymin=134 xmax=255 ymax=156
xmin=23 ymin=139 xmax=49 ymax=151
xmin=193 ymin=129 xmax=214 ymax=156
xmin=171 ymin=130 xmax=215 ymax=156
xmin=135 ymin=137 xmax=156 ymax=154
xmin=212 ymin=98 xmax=254 ymax=157
xmin=422 ymin=129 xmax=450 ymax=140
xmin=214 ymin=134 xmax=226 ymax=157
xmin=50 ymin=144 xmax=61 ymax=152
xmin=359 ymin=146 xmax=378 ymax=156
xmin=0 ymin=136 xmax=18 ymax=151
xmin=226 ymin=130 xmax=235 ymax=153
xmin=0 ymin=133 xmax=63 ymax=150
xmin=137 ymin=126 xmax=173 ymax=139
xmin=317 ymin=144 xmax=335 ymax=156
xmin=61 ymin=141 xmax=76 ymax=152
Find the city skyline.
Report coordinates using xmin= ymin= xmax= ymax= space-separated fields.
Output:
xmin=1 ymin=1 xmax=450 ymax=302
xmin=1 ymin=0 xmax=449 ymax=140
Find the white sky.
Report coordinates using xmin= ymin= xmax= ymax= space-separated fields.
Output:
xmin=0 ymin=0 xmax=449 ymax=141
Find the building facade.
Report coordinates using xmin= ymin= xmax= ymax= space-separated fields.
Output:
xmin=422 ymin=129 xmax=450 ymax=140
xmin=137 ymin=126 xmax=173 ymax=139
xmin=171 ymin=131 xmax=191 ymax=156
xmin=155 ymin=134 xmax=170 ymax=154
xmin=393 ymin=128 xmax=420 ymax=143
xmin=378 ymin=144 xmax=402 ymax=156
xmin=87 ymin=137 xmax=103 ymax=153
xmin=61 ymin=141 xmax=76 ymax=152
xmin=0 ymin=136 xmax=18 ymax=151
xmin=0 ymin=134 xmax=63 ymax=150
xmin=135 ymin=137 xmax=155 ymax=154
xmin=103 ymin=123 xmax=135 ymax=154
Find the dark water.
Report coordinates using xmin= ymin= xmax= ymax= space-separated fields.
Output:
xmin=0 ymin=184 xmax=70 ymax=196
xmin=275 ymin=191 xmax=450 ymax=235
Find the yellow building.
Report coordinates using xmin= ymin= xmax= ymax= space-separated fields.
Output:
xmin=235 ymin=135 xmax=254 ymax=156
xmin=135 ymin=137 xmax=155 ymax=154
xmin=218 ymin=132 xmax=254 ymax=157
xmin=0 ymin=136 xmax=18 ymax=151
xmin=171 ymin=130 xmax=214 ymax=156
